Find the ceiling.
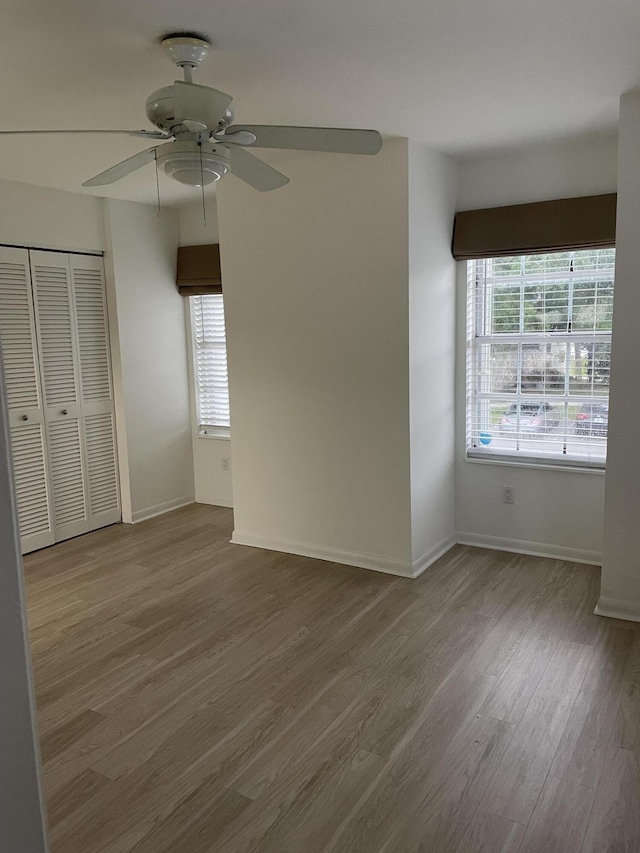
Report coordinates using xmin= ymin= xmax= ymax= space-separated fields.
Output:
xmin=0 ymin=0 xmax=638 ymax=206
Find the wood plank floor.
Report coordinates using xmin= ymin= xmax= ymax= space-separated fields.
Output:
xmin=23 ymin=503 xmax=640 ymax=853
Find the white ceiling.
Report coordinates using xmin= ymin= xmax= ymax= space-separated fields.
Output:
xmin=0 ymin=0 xmax=638 ymax=206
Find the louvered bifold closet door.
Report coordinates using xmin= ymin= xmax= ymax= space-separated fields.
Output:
xmin=70 ymin=254 xmax=120 ymax=529
xmin=30 ymin=250 xmax=90 ymax=542
xmin=0 ymin=247 xmax=54 ymax=552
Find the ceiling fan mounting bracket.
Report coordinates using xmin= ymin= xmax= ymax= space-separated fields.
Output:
xmin=161 ymin=35 xmax=211 ymax=70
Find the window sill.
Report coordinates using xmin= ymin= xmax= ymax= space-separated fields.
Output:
xmin=197 ymin=429 xmax=231 ymax=441
xmin=465 ymin=451 xmax=605 ymax=475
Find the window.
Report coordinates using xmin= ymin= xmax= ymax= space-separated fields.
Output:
xmin=190 ymin=293 xmax=230 ymax=435
xmin=466 ymin=248 xmax=615 ymax=466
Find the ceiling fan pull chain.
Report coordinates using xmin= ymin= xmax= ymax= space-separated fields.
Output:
xmin=154 ymin=151 xmax=161 ymax=216
xmin=198 ymin=142 xmax=207 ymax=224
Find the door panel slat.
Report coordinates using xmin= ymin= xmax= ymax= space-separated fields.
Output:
xmin=0 ymin=247 xmax=54 ymax=552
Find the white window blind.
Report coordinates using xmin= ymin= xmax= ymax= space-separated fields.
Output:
xmin=466 ymin=249 xmax=615 ymax=467
xmin=190 ymin=294 xmax=230 ymax=433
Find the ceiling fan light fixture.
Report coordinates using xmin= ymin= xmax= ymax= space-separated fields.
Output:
xmin=158 ymin=148 xmax=230 ymax=187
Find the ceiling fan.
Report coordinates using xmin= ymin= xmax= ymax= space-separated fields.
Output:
xmin=0 ymin=35 xmax=383 ymax=193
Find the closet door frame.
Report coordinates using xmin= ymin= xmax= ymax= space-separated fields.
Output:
xmin=1 ymin=244 xmax=122 ymax=552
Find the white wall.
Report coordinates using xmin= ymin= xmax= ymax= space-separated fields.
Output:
xmin=458 ymin=132 xmax=618 ymax=210
xmin=599 ymin=92 xmax=640 ymax=620
xmin=217 ymin=141 xmax=416 ymax=574
xmin=455 ymin=134 xmax=617 ymax=563
xmin=190 ymin=434 xmax=233 ymax=507
xmin=0 ymin=176 xmax=104 ymax=252
xmin=408 ymin=142 xmax=458 ymax=570
xmin=103 ymin=199 xmax=194 ymax=522
xmin=178 ymin=197 xmax=234 ymax=509
xmin=179 ymin=196 xmax=220 ymax=246
xmin=0 ymin=353 xmax=48 ymax=853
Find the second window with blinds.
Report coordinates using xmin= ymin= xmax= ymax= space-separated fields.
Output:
xmin=466 ymin=248 xmax=614 ymax=466
xmin=190 ymin=293 xmax=231 ymax=437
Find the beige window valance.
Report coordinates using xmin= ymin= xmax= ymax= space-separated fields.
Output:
xmin=176 ymin=244 xmax=222 ymax=295
xmin=452 ymin=193 xmax=617 ymax=261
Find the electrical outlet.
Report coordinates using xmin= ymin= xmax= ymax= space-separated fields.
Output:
xmin=222 ymin=457 xmax=230 ymax=472
xmin=502 ymin=485 xmax=515 ymax=504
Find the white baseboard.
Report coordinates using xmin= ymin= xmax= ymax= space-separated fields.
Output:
xmin=231 ymin=530 xmax=457 ymax=579
xmin=412 ymin=536 xmax=457 ymax=578
xmin=594 ymin=595 xmax=640 ymax=623
xmin=230 ymin=525 xmax=604 ymax=579
xmin=131 ymin=495 xmax=195 ymax=524
xmin=455 ymin=532 xmax=602 ymax=566
xmin=231 ymin=529 xmax=421 ymax=578
xmin=194 ymin=495 xmax=234 ymax=509
xmin=231 ymin=529 xmax=603 ymax=577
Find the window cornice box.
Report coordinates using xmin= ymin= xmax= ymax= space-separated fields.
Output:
xmin=453 ymin=194 xmax=617 ymax=261
xmin=176 ymin=244 xmax=222 ymax=296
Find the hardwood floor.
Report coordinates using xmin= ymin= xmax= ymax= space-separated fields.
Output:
xmin=23 ymin=503 xmax=640 ymax=852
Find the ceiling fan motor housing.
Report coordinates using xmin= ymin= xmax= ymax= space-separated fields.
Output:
xmin=145 ymin=87 xmax=233 ymax=134
xmin=145 ymin=87 xmax=179 ymax=132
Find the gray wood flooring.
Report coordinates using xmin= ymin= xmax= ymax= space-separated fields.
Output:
xmin=23 ymin=503 xmax=640 ymax=852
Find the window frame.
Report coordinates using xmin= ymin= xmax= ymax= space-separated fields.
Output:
xmin=189 ymin=293 xmax=231 ymax=440
xmin=465 ymin=249 xmax=615 ymax=470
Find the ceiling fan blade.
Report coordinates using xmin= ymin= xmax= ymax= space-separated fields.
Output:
xmin=220 ymin=129 xmax=257 ymax=146
xmin=229 ymin=147 xmax=290 ymax=192
xmin=128 ymin=130 xmax=171 ymax=139
xmin=173 ymin=81 xmax=233 ymax=131
xmin=82 ymin=147 xmax=157 ymax=187
xmin=181 ymin=120 xmax=209 ymax=133
xmin=0 ymin=129 xmax=168 ymax=139
xmin=225 ymin=125 xmax=383 ymax=155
